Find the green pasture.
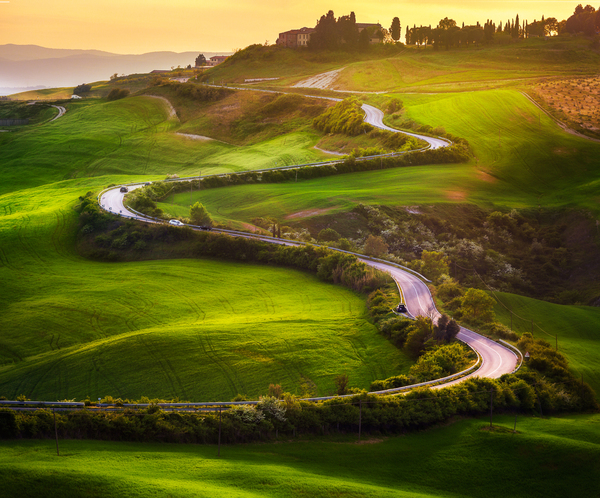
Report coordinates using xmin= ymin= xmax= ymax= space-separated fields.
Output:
xmin=493 ymin=292 xmax=600 ymax=397
xmin=0 ymin=179 xmax=410 ymax=401
xmin=0 ymin=96 xmax=329 ymax=196
xmin=1 ymin=414 xmax=599 ymax=497
xmin=332 ymin=37 xmax=600 ymax=92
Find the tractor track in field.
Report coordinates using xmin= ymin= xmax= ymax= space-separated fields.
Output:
xmin=195 ymin=330 xmax=241 ymax=396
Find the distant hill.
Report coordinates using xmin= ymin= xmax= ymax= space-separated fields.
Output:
xmin=0 ymin=45 xmax=230 ymax=95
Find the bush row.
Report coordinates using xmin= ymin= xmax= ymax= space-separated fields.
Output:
xmin=125 ymin=142 xmax=471 ymax=220
xmin=1 ymin=368 xmax=596 ymax=444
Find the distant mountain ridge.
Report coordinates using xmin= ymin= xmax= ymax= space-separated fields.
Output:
xmin=0 ymin=45 xmax=231 ymax=95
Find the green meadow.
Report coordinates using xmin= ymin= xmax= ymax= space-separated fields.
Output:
xmin=493 ymin=292 xmax=600 ymax=397
xmin=0 ymin=179 xmax=410 ymax=400
xmin=162 ymin=88 xmax=600 ymax=223
xmin=0 ymin=95 xmax=329 ymax=196
xmin=1 ymin=414 xmax=599 ymax=497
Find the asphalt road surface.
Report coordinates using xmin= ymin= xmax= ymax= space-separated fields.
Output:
xmin=361 ymin=104 xmax=451 ymax=150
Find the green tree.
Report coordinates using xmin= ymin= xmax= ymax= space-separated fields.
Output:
xmin=189 ymin=202 xmax=213 ymax=226
xmin=404 ymin=316 xmax=433 ymax=359
xmin=195 ymin=54 xmax=206 ymax=66
xmin=364 ymin=234 xmax=389 ymax=257
xmin=460 ymin=288 xmax=495 ymax=323
xmin=335 ymin=374 xmax=350 ymax=395
xmin=438 ymin=17 xmax=457 ymax=30
xmin=390 ymin=17 xmax=402 ymax=42
xmin=318 ymin=228 xmax=341 ymax=242
xmin=421 ymin=250 xmax=449 ymax=283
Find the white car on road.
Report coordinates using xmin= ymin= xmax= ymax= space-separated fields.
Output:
xmin=169 ymin=219 xmax=184 ymax=226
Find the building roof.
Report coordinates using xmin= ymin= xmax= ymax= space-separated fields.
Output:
xmin=280 ymin=27 xmax=316 ymax=35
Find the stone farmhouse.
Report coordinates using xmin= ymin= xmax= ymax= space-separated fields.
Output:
xmin=208 ymin=55 xmax=229 ymax=66
xmin=276 ymin=27 xmax=316 ymax=48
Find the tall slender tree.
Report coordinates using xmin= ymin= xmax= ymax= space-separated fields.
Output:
xmin=390 ymin=17 xmax=401 ymax=42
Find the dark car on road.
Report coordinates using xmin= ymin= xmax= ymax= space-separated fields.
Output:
xmin=120 ymin=186 xmax=128 ymax=193
xmin=395 ymin=303 xmax=407 ymax=313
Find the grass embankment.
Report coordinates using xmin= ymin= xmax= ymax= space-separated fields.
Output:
xmin=1 ymin=414 xmax=599 ymax=497
xmin=492 ymin=292 xmax=600 ymax=397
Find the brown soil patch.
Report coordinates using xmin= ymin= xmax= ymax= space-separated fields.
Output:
xmin=535 ymin=76 xmax=600 ymax=137
xmin=477 ymin=171 xmax=497 ymax=183
xmin=286 ymin=206 xmax=338 ymax=220
xmin=445 ymin=190 xmax=467 ymax=201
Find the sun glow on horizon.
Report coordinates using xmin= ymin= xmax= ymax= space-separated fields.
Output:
xmin=0 ymin=0 xmax=582 ymax=53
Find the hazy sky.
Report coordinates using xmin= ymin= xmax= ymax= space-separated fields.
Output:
xmin=1 ymin=0 xmax=580 ymax=53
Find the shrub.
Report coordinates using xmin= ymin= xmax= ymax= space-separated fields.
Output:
xmin=313 ymin=97 xmax=373 ymax=136
xmin=107 ymin=88 xmax=130 ymax=101
xmin=317 ymin=228 xmax=341 ymax=242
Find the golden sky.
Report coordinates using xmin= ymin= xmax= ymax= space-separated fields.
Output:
xmin=0 ymin=0 xmax=580 ymax=53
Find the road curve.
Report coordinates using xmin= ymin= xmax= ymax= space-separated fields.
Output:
xmin=365 ymin=260 xmax=517 ymax=383
xmin=361 ymin=104 xmax=450 ymax=150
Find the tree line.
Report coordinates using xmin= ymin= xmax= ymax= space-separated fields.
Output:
xmin=403 ymin=5 xmax=600 ymax=49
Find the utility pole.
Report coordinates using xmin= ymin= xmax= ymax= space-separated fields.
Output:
xmin=218 ymin=406 xmax=222 ymax=457
xmin=53 ymin=408 xmax=60 ymax=456
xmin=358 ymin=400 xmax=362 ymax=442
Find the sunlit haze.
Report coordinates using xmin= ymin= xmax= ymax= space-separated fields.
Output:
xmin=1 ymin=0 xmax=580 ymax=53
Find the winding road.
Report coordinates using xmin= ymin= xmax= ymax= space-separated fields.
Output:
xmin=97 ymin=94 xmax=517 ymax=399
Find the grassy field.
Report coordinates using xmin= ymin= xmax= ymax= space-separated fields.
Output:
xmin=0 ymin=95 xmax=332 ymax=196
xmin=205 ymin=37 xmax=600 ymax=93
xmin=157 ymin=88 xmax=600 ymax=225
xmin=1 ymin=414 xmax=599 ymax=497
xmin=493 ymin=292 xmax=600 ymax=397
xmin=0 ymin=179 xmax=412 ymax=401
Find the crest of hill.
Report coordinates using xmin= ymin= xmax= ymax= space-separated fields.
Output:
xmin=202 ymin=37 xmax=600 ymax=92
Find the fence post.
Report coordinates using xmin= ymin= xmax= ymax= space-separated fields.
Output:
xmin=489 ymin=389 xmax=494 ymax=428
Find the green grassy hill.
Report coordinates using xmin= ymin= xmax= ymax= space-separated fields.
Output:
xmin=205 ymin=37 xmax=600 ymax=92
xmin=1 ymin=39 xmax=600 ymax=404
xmin=1 ymin=414 xmax=599 ymax=497
xmin=492 ymin=292 xmax=600 ymax=396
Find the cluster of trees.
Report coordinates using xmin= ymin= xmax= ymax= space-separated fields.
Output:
xmin=310 ymin=10 xmax=382 ymax=50
xmin=73 ymin=83 xmax=91 ymax=95
xmin=3 ymin=345 xmax=595 ymax=443
xmin=313 ymin=97 xmax=373 ymax=136
xmin=405 ymin=5 xmax=599 ymax=50
xmin=565 ymin=4 xmax=600 ymax=35
xmin=159 ymin=82 xmax=233 ymax=103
